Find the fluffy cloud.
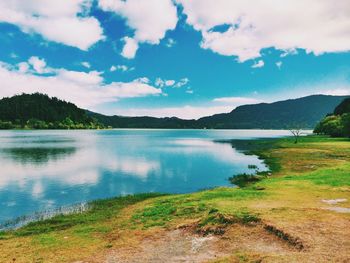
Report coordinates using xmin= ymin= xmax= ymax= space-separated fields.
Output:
xmin=276 ymin=61 xmax=283 ymax=69
xmin=174 ymin=78 xmax=189 ymax=88
xmin=185 ymin=88 xmax=194 ymax=94
xmin=110 ymin=64 xmax=133 ymax=72
xmin=16 ymin=56 xmax=54 ymax=74
xmin=121 ymin=37 xmax=139 ymax=59
xmin=165 ymin=38 xmax=176 ymax=48
xmin=155 ymin=78 xmax=189 ymax=88
xmin=0 ymin=60 xmax=162 ymax=109
xmin=99 ymin=0 xmax=178 ymax=58
xmin=81 ymin=62 xmax=91 ymax=68
xmin=0 ymin=0 xmax=104 ymax=50
xmin=251 ymin=60 xmax=264 ymax=69
xmin=28 ymin=56 xmax=52 ymax=74
xmin=176 ymin=0 xmax=350 ymax=61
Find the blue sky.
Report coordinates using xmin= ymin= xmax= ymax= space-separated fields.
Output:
xmin=0 ymin=0 xmax=350 ymax=119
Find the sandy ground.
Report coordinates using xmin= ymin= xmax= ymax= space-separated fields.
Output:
xmin=100 ymin=223 xmax=303 ymax=263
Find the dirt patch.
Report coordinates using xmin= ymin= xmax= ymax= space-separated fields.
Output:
xmin=321 ymin=199 xmax=347 ymax=205
xmin=104 ymin=229 xmax=223 ymax=263
xmin=324 ymin=207 xmax=350 ymax=213
xmin=101 ymin=222 xmax=303 ymax=263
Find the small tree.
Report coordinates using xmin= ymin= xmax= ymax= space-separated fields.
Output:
xmin=290 ymin=128 xmax=302 ymax=144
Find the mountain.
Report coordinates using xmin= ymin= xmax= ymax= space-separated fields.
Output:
xmin=0 ymin=93 xmax=103 ymax=129
xmin=87 ymin=111 xmax=199 ymax=129
xmin=89 ymin=95 xmax=348 ymax=129
xmin=334 ymin=98 xmax=350 ymax=115
xmin=0 ymin=93 xmax=347 ymax=130
xmin=197 ymin=95 xmax=349 ymax=129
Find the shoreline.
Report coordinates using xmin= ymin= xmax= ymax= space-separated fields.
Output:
xmin=1 ymin=135 xmax=349 ymax=262
xmin=0 ymin=135 xmax=273 ymax=230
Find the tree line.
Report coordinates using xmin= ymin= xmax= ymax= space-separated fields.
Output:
xmin=0 ymin=93 xmax=105 ymax=130
xmin=314 ymin=98 xmax=350 ymax=137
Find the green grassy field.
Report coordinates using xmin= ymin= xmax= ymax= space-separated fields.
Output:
xmin=1 ymin=135 xmax=349 ymax=262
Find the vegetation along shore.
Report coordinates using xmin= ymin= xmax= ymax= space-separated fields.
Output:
xmin=0 ymin=135 xmax=349 ymax=262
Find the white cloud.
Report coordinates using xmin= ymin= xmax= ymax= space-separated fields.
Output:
xmin=110 ymin=64 xmax=132 ymax=72
xmin=0 ymin=0 xmax=104 ymax=50
xmin=174 ymin=78 xmax=189 ymax=88
xmin=136 ymin=77 xmax=150 ymax=84
xmin=213 ymin=97 xmax=261 ymax=105
xmin=251 ymin=60 xmax=264 ymax=68
xmin=322 ymin=88 xmax=350 ymax=96
xmin=10 ymin=53 xmax=18 ymax=59
xmin=276 ymin=61 xmax=282 ymax=69
xmin=106 ymin=79 xmax=161 ymax=99
xmin=17 ymin=62 xmax=29 ymax=73
xmin=165 ymin=80 xmax=175 ymax=86
xmin=81 ymin=62 xmax=91 ymax=68
xmin=155 ymin=78 xmax=189 ymax=88
xmin=57 ymin=69 xmax=103 ymax=85
xmin=117 ymin=65 xmax=128 ymax=72
xmin=28 ymin=56 xmax=51 ymax=74
xmin=0 ymin=61 xmax=162 ymax=109
xmin=111 ymin=105 xmax=235 ymax=119
xmin=121 ymin=36 xmax=139 ymax=59
xmin=176 ymin=0 xmax=350 ymax=61
xmin=99 ymin=0 xmax=178 ymax=58
xmin=280 ymin=49 xmax=298 ymax=58
xmin=165 ymin=38 xmax=176 ymax=47
xmin=111 ymin=96 xmax=262 ymax=119
xmin=155 ymin=78 xmax=165 ymax=87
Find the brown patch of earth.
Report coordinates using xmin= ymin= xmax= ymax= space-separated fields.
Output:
xmin=98 ymin=223 xmax=300 ymax=263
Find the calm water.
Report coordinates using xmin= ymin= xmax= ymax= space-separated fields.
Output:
xmin=0 ymin=129 xmax=291 ymax=224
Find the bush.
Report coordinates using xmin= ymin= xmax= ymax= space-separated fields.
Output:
xmin=314 ymin=115 xmax=343 ymax=137
xmin=0 ymin=120 xmax=14 ymax=129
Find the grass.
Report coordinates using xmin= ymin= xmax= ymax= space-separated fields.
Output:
xmin=7 ymin=193 xmax=165 ymax=237
xmin=1 ymin=135 xmax=350 ymax=262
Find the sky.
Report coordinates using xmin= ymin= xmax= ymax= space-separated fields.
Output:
xmin=0 ymin=0 xmax=350 ymax=119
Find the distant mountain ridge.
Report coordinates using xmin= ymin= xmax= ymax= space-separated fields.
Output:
xmin=89 ymin=95 xmax=349 ymax=129
xmin=0 ymin=93 xmax=347 ymax=129
xmin=197 ymin=95 xmax=349 ymax=129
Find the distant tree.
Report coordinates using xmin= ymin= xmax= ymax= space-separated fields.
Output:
xmin=314 ymin=115 xmax=343 ymax=137
xmin=289 ymin=122 xmax=306 ymax=144
xmin=340 ymin=113 xmax=350 ymax=137
xmin=290 ymin=128 xmax=302 ymax=144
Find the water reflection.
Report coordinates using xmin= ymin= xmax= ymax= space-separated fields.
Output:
xmin=1 ymin=147 xmax=76 ymax=164
xmin=0 ymin=129 xmax=289 ymax=224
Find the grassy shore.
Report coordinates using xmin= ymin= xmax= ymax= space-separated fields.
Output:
xmin=1 ymin=136 xmax=349 ymax=262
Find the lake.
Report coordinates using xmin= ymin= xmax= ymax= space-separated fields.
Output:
xmin=0 ymin=129 xmax=291 ymax=225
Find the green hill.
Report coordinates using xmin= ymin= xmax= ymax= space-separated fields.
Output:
xmin=0 ymin=93 xmax=347 ymax=130
xmin=334 ymin=98 xmax=350 ymax=115
xmin=0 ymin=93 xmax=104 ymax=129
xmin=314 ymin=98 xmax=350 ymax=137
xmin=86 ymin=111 xmax=199 ymax=129
xmin=197 ymin=95 xmax=349 ymax=129
xmin=89 ymin=95 xmax=348 ymax=129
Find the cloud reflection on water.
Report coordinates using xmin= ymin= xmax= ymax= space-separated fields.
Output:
xmin=0 ymin=129 xmax=276 ymax=223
